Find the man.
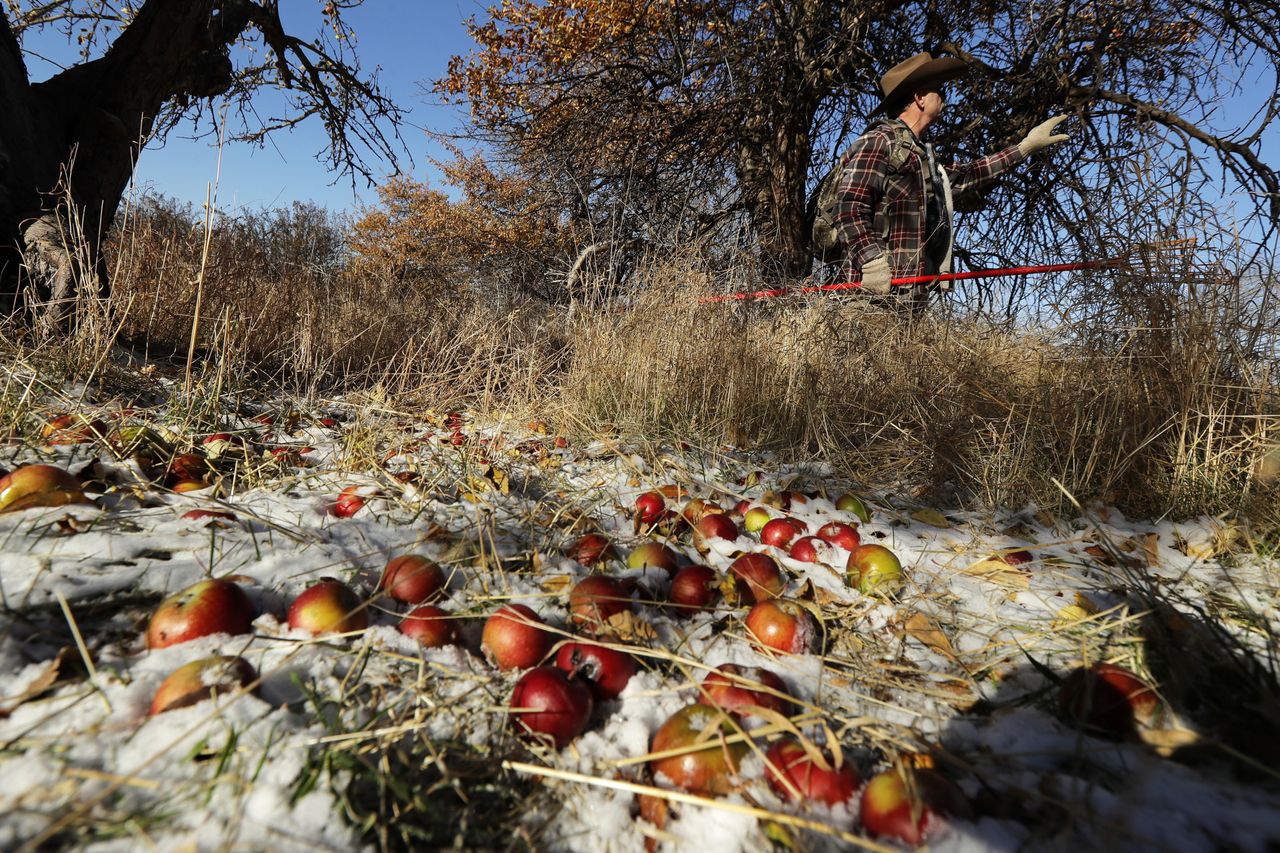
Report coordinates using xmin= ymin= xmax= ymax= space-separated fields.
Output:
xmin=830 ymin=52 xmax=1068 ymax=300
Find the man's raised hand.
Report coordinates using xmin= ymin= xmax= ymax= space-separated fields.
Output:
xmin=1018 ymin=115 xmax=1069 ymax=157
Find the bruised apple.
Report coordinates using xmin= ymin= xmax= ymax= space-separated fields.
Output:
xmin=146 ymin=578 xmax=256 ymax=649
xmin=728 ymin=553 xmax=786 ymax=603
xmin=568 ymin=575 xmax=633 ymax=632
xmin=0 ymin=464 xmax=92 ymax=514
xmin=287 ymin=579 xmax=368 ymax=636
xmin=668 ymin=565 xmax=720 ymax=614
xmin=510 ymin=666 xmax=594 ymax=749
xmin=860 ymin=767 xmax=971 ymax=845
xmin=699 ymin=664 xmax=795 ymax=717
xmin=745 ymin=599 xmax=817 ymax=655
xmin=398 ymin=605 xmax=457 ymax=647
xmin=149 ymin=655 xmax=257 ymax=715
xmin=482 ymin=603 xmax=554 ymax=670
xmin=650 ymin=703 xmax=749 ymax=795
xmin=554 ymin=640 xmax=637 ymax=700
xmin=764 ymin=738 xmax=859 ymax=806
xmin=1058 ymin=662 xmax=1160 ymax=737
xmin=848 ymin=544 xmax=903 ymax=596
xmin=378 ymin=554 xmax=446 ymax=604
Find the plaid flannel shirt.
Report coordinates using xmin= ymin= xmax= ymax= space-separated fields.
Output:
xmin=832 ymin=118 xmax=1025 ymax=284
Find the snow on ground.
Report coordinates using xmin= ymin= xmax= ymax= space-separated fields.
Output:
xmin=1 ymin=375 xmax=1278 ymax=851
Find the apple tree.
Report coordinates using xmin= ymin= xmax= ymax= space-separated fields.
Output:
xmin=0 ymin=1 xmax=403 ymax=332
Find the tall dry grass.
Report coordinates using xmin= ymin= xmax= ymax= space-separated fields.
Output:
xmin=11 ymin=194 xmax=1265 ymax=531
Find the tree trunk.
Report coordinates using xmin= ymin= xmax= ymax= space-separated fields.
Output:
xmin=736 ymin=106 xmax=818 ymax=280
xmin=1 ymin=3 xmax=239 ymax=332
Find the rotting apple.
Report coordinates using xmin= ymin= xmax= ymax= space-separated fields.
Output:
xmin=835 ymin=492 xmax=872 ymax=523
xmin=0 ymin=464 xmax=92 ymax=514
xmin=1058 ymin=662 xmax=1160 ymax=737
xmin=626 ymin=541 xmax=681 ymax=575
xmin=398 ymin=604 xmax=457 ymax=648
xmin=554 ymin=640 xmax=637 ymax=701
xmin=860 ymin=767 xmax=971 ymax=846
xmin=509 ymin=666 xmax=594 ymax=749
xmin=146 ymin=578 xmax=256 ymax=649
xmin=634 ymin=491 xmax=666 ymax=525
xmin=286 ymin=579 xmax=369 ymax=637
xmin=764 ymin=738 xmax=859 ymax=806
xmin=149 ymin=655 xmax=257 ymax=715
xmin=668 ymin=565 xmax=720 ymax=614
xmin=698 ymin=664 xmax=796 ymax=717
xmin=482 ymin=603 xmax=554 ymax=670
xmin=728 ymin=553 xmax=786 ymax=603
xmin=649 ymin=703 xmax=749 ymax=795
xmin=378 ymin=554 xmax=447 ymax=605
xmin=745 ymin=599 xmax=817 ymax=655
xmin=568 ymin=575 xmax=633 ymax=632
xmin=816 ymin=521 xmax=861 ymax=552
xmin=760 ymin=517 xmax=807 ymax=549
xmin=848 ymin=544 xmax=903 ymax=596
xmin=567 ymin=533 xmax=618 ymax=567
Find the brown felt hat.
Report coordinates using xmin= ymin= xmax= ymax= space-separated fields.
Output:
xmin=873 ymin=52 xmax=967 ymax=114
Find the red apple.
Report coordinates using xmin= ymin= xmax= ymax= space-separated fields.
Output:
xmin=399 ymin=605 xmax=457 ymax=647
xmin=699 ymin=664 xmax=795 ymax=717
xmin=668 ymin=565 xmax=720 ymax=614
xmin=568 ymin=575 xmax=632 ymax=632
xmin=634 ymin=491 xmax=666 ymax=525
xmin=860 ymin=768 xmax=971 ymax=845
xmin=166 ymin=453 xmax=211 ymax=486
xmin=764 ymin=738 xmax=859 ymax=806
xmin=378 ymin=554 xmax=446 ymax=604
xmin=146 ymin=578 xmax=256 ymax=649
xmin=848 ymin=544 xmax=903 ymax=595
xmin=567 ymin=533 xmax=617 ymax=567
xmin=743 ymin=506 xmax=773 ymax=533
xmin=181 ymin=509 xmax=238 ymax=523
xmin=760 ymin=517 xmax=807 ymax=549
xmin=287 ymin=579 xmax=368 ymax=636
xmin=333 ymin=485 xmax=368 ymax=518
xmin=149 ymin=655 xmax=257 ymax=715
xmin=0 ymin=464 xmax=92 ymax=514
xmin=555 ymin=640 xmax=637 ymax=700
xmin=626 ymin=541 xmax=680 ymax=575
xmin=1000 ymin=549 xmax=1034 ymax=566
xmin=696 ymin=513 xmax=739 ymax=542
xmin=650 ymin=703 xmax=749 ymax=795
xmin=835 ymin=492 xmax=872 ymax=523
xmin=745 ymin=599 xmax=817 ymax=655
xmin=789 ymin=536 xmax=833 ymax=564
xmin=482 ymin=604 xmax=554 ymax=670
xmin=728 ymin=553 xmax=786 ymax=603
xmin=510 ymin=666 xmax=594 ymax=749
xmin=1058 ymin=662 xmax=1160 ymax=737
xmin=171 ymin=478 xmax=210 ymax=493
xmin=816 ymin=521 xmax=861 ymax=552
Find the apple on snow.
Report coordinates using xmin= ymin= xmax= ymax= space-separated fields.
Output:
xmin=482 ymin=603 xmax=554 ymax=670
xmin=287 ymin=579 xmax=369 ymax=636
xmin=147 ymin=578 xmax=256 ymax=649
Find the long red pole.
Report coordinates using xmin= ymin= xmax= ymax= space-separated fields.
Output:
xmin=699 ymin=258 xmax=1126 ymax=304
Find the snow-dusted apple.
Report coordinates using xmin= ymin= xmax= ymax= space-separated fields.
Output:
xmin=149 ymin=655 xmax=257 ymax=715
xmin=554 ymin=640 xmax=637 ymax=701
xmin=728 ymin=553 xmax=786 ymax=603
xmin=860 ymin=767 xmax=971 ymax=845
xmin=764 ymin=738 xmax=859 ymax=806
xmin=333 ymin=485 xmax=368 ymax=518
xmin=482 ymin=603 xmax=554 ymax=670
xmin=378 ymin=554 xmax=446 ymax=604
xmin=999 ymin=549 xmax=1034 ymax=566
xmin=816 ymin=521 xmax=861 ymax=552
xmin=181 ymin=508 xmax=238 ymax=523
xmin=398 ymin=605 xmax=457 ymax=647
xmin=760 ymin=517 xmax=806 ymax=549
xmin=789 ymin=536 xmax=833 ymax=564
xmin=510 ymin=666 xmax=594 ymax=748
xmin=649 ymin=703 xmax=749 ymax=795
xmin=146 ymin=578 xmax=256 ymax=649
xmin=848 ymin=544 xmax=902 ymax=595
xmin=699 ymin=664 xmax=795 ymax=717
xmin=568 ymin=575 xmax=633 ymax=632
xmin=745 ymin=599 xmax=817 ymax=655
xmin=696 ymin=512 xmax=738 ymax=543
xmin=287 ymin=579 xmax=368 ymax=636
xmin=668 ymin=565 xmax=720 ymax=614
xmin=626 ymin=541 xmax=680 ymax=575
xmin=1058 ymin=662 xmax=1159 ymax=737
xmin=0 ymin=463 xmax=92 ymax=514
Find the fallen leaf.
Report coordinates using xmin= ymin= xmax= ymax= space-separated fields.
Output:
xmin=910 ymin=508 xmax=951 ymax=528
xmin=599 ymin=610 xmax=656 ymax=642
xmin=902 ymin=612 xmax=957 ymax=659
xmin=1141 ymin=533 xmax=1161 ymax=567
xmin=0 ymin=648 xmax=79 ymax=716
xmin=961 ymin=558 xmax=1031 ymax=589
xmin=1139 ymin=726 xmax=1201 ymax=757
xmin=540 ymin=574 xmax=574 ymax=594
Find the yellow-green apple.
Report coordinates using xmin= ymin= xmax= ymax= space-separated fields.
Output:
xmin=626 ymin=541 xmax=680 ymax=575
xmin=0 ymin=464 xmax=92 ymax=514
xmin=728 ymin=553 xmax=786 ymax=603
xmin=835 ymin=492 xmax=872 ymax=523
xmin=510 ymin=666 xmax=594 ymax=749
xmin=668 ymin=565 xmax=720 ymax=614
xmin=848 ymin=544 xmax=903 ymax=595
xmin=286 ymin=579 xmax=368 ymax=636
xmin=146 ymin=579 xmax=256 ymax=649
xmin=482 ymin=603 xmax=554 ymax=670
xmin=568 ymin=575 xmax=632 ymax=633
xmin=764 ymin=738 xmax=859 ymax=806
xmin=860 ymin=767 xmax=971 ymax=845
xmin=760 ymin=517 xmax=807 ymax=549
xmin=1058 ymin=662 xmax=1160 ymax=737
xmin=567 ymin=533 xmax=617 ymax=567
xmin=398 ymin=604 xmax=457 ymax=647
xmin=745 ymin=599 xmax=817 ymax=655
xmin=149 ymin=655 xmax=257 ymax=715
xmin=699 ymin=664 xmax=795 ymax=717
xmin=816 ymin=521 xmax=861 ymax=552
xmin=743 ymin=506 xmax=773 ymax=533
xmin=634 ymin=490 xmax=666 ymax=525
xmin=650 ymin=704 xmax=749 ymax=795
xmin=554 ymin=640 xmax=637 ymax=700
xmin=378 ymin=554 xmax=446 ymax=604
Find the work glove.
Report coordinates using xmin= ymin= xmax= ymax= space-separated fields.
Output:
xmin=1018 ymin=115 xmax=1069 ymax=157
xmin=860 ymin=255 xmax=893 ymax=295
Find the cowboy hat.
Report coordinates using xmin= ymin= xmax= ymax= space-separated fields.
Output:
xmin=873 ymin=52 xmax=966 ymax=114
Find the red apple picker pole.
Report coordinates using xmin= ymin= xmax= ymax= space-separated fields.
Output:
xmin=698 ymin=240 xmax=1196 ymax=304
